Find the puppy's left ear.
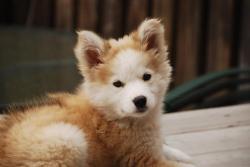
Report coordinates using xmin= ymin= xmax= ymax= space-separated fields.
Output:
xmin=138 ymin=19 xmax=166 ymax=53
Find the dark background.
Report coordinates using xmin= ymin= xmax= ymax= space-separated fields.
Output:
xmin=0 ymin=0 xmax=249 ymax=106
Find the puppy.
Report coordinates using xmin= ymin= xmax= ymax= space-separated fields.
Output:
xmin=0 ymin=19 xmax=194 ymax=167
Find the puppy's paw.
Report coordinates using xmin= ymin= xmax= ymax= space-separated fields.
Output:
xmin=163 ymin=144 xmax=193 ymax=164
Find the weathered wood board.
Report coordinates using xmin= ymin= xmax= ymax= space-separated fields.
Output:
xmin=163 ymin=104 xmax=250 ymax=167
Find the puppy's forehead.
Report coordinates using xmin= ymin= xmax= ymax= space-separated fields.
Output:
xmin=111 ymin=49 xmax=149 ymax=80
xmin=108 ymin=34 xmax=139 ymax=48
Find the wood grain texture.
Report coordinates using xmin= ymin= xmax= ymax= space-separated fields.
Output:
xmin=174 ymin=0 xmax=203 ymax=85
xmin=125 ymin=0 xmax=148 ymax=33
xmin=195 ymin=148 xmax=250 ymax=167
xmin=55 ymin=0 xmax=74 ymax=31
xmin=165 ymin=125 xmax=250 ymax=155
xmin=26 ymin=0 xmax=53 ymax=27
xmin=238 ymin=0 xmax=250 ymax=69
xmin=206 ymin=0 xmax=235 ymax=72
xmin=162 ymin=104 xmax=250 ymax=167
xmin=152 ymin=0 xmax=175 ymax=64
xmin=11 ymin=0 xmax=30 ymax=25
xmin=162 ymin=104 xmax=250 ymax=135
xmin=152 ymin=0 xmax=174 ymax=48
xmin=76 ymin=0 xmax=98 ymax=30
xmin=100 ymin=0 xmax=123 ymax=38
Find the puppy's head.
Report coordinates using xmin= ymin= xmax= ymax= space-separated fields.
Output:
xmin=75 ymin=19 xmax=172 ymax=119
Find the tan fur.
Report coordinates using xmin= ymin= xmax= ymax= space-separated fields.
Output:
xmin=0 ymin=94 xmax=178 ymax=167
xmin=0 ymin=19 xmax=182 ymax=167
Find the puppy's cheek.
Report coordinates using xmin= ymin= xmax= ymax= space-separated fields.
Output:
xmin=151 ymin=83 xmax=160 ymax=95
xmin=147 ymin=95 xmax=156 ymax=110
xmin=120 ymin=96 xmax=135 ymax=115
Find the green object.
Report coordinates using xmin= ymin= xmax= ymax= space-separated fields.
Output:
xmin=0 ymin=27 xmax=81 ymax=105
xmin=164 ymin=68 xmax=250 ymax=113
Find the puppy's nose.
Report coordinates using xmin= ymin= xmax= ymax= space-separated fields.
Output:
xmin=133 ymin=96 xmax=147 ymax=110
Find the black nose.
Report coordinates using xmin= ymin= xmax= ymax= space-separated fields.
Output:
xmin=133 ymin=96 xmax=147 ymax=110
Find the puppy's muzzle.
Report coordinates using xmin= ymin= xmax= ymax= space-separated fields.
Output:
xmin=133 ymin=95 xmax=147 ymax=112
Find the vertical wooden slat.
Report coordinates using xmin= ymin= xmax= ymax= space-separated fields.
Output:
xmin=206 ymin=0 xmax=235 ymax=72
xmin=125 ymin=0 xmax=148 ymax=33
xmin=76 ymin=0 xmax=97 ymax=30
xmin=152 ymin=0 xmax=174 ymax=51
xmin=174 ymin=0 xmax=203 ymax=85
xmin=26 ymin=0 xmax=53 ymax=27
xmin=238 ymin=0 xmax=250 ymax=69
xmin=55 ymin=0 xmax=74 ymax=31
xmin=12 ymin=0 xmax=30 ymax=25
xmin=0 ymin=0 xmax=12 ymax=24
xmin=100 ymin=0 xmax=123 ymax=38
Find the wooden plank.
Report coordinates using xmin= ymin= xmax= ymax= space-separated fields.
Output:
xmin=195 ymin=148 xmax=250 ymax=167
xmin=152 ymin=0 xmax=175 ymax=64
xmin=11 ymin=0 xmax=30 ymax=24
xmin=125 ymin=0 xmax=148 ymax=33
xmin=206 ymin=0 xmax=235 ymax=72
xmin=100 ymin=0 xmax=123 ymax=38
xmin=152 ymin=0 xmax=174 ymax=49
xmin=162 ymin=104 xmax=250 ymax=135
xmin=26 ymin=0 xmax=53 ymax=27
xmin=238 ymin=0 xmax=250 ymax=69
xmin=174 ymin=0 xmax=203 ymax=85
xmin=165 ymin=125 xmax=250 ymax=155
xmin=76 ymin=0 xmax=97 ymax=30
xmin=55 ymin=0 xmax=74 ymax=31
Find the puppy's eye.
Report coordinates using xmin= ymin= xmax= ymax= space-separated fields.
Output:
xmin=113 ymin=80 xmax=124 ymax=88
xmin=143 ymin=73 xmax=151 ymax=81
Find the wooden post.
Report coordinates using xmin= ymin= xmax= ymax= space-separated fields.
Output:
xmin=11 ymin=0 xmax=30 ymax=25
xmin=26 ymin=0 xmax=53 ymax=27
xmin=76 ymin=0 xmax=98 ymax=31
xmin=125 ymin=0 xmax=148 ymax=33
xmin=206 ymin=0 xmax=235 ymax=72
xmin=174 ymin=0 xmax=203 ymax=86
xmin=152 ymin=0 xmax=174 ymax=52
xmin=100 ymin=0 xmax=123 ymax=38
xmin=55 ymin=0 xmax=74 ymax=31
xmin=238 ymin=0 xmax=250 ymax=69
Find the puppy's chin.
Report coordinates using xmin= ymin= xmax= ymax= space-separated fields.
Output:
xmin=118 ymin=108 xmax=149 ymax=118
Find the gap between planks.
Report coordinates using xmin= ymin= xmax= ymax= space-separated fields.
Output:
xmin=195 ymin=147 xmax=250 ymax=167
xmin=162 ymin=104 xmax=250 ymax=135
xmin=165 ymin=125 xmax=250 ymax=155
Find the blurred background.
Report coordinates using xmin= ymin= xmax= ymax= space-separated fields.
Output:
xmin=0 ymin=0 xmax=249 ymax=112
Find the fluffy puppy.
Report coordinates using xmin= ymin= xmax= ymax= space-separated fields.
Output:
xmin=0 ymin=19 xmax=194 ymax=167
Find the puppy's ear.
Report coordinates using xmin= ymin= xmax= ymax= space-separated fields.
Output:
xmin=138 ymin=19 xmax=166 ymax=52
xmin=74 ymin=31 xmax=104 ymax=68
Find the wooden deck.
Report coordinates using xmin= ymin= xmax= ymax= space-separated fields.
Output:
xmin=163 ymin=104 xmax=250 ymax=167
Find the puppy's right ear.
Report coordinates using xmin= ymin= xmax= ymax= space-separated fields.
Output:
xmin=74 ymin=31 xmax=104 ymax=69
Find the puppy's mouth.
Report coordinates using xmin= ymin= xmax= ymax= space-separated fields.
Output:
xmin=135 ymin=106 xmax=148 ymax=113
xmin=120 ymin=106 xmax=148 ymax=117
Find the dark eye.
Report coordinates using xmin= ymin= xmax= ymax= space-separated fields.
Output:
xmin=143 ymin=73 xmax=151 ymax=81
xmin=113 ymin=80 xmax=124 ymax=87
